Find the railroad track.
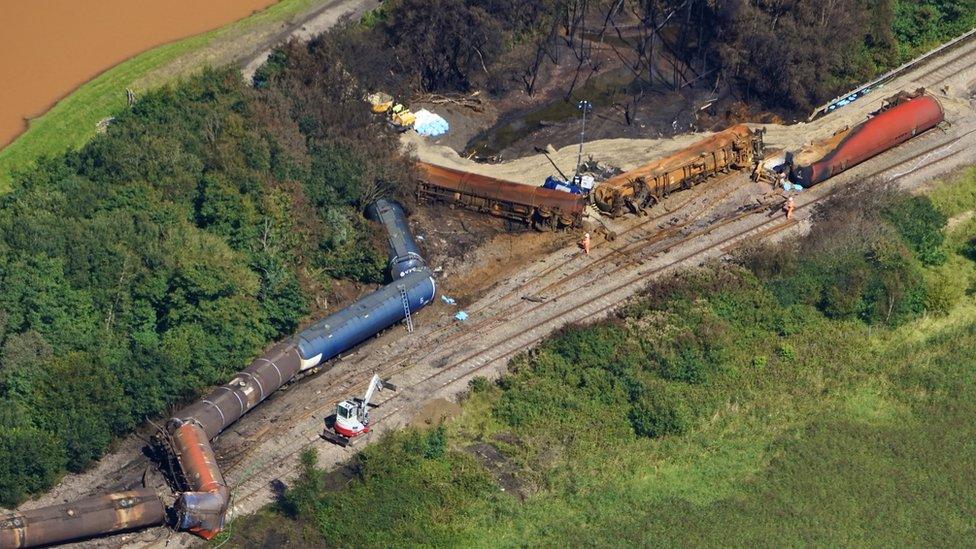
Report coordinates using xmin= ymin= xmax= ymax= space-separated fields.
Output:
xmin=217 ymin=119 xmax=976 ymax=525
xmin=373 ymin=125 xmax=976 ymax=417
xmin=212 ymin=174 xmax=748 ymax=472
xmin=917 ymin=32 xmax=976 ymax=86
xmin=218 ymin=110 xmax=976 ymax=487
xmin=215 ymin=175 xmax=760 ymax=512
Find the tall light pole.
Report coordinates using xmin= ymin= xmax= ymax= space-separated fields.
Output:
xmin=576 ymin=99 xmax=592 ymax=177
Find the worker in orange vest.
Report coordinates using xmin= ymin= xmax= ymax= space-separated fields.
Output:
xmin=581 ymin=232 xmax=591 ymax=255
xmin=785 ymin=196 xmax=795 ymax=220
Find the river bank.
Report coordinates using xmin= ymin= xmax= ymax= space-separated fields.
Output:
xmin=0 ymin=0 xmax=373 ymax=191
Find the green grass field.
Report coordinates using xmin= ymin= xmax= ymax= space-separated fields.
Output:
xmin=0 ymin=0 xmax=322 ymax=192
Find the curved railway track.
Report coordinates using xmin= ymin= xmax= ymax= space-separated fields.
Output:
xmin=217 ymin=120 xmax=976 ymax=524
xmin=210 ymin=173 xmax=746 ymax=474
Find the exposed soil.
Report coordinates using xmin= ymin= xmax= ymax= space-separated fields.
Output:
xmin=466 ymin=442 xmax=527 ymax=500
xmin=408 ymin=204 xmax=574 ymax=305
xmin=409 ymin=398 xmax=462 ymax=429
xmin=0 ymin=0 xmax=277 ymax=147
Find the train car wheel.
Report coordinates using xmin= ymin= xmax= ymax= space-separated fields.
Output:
xmin=533 ymin=211 xmax=554 ymax=231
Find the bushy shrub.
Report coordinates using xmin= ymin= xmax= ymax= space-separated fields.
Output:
xmin=468 ymin=376 xmax=490 ymax=393
xmin=758 ymin=184 xmax=932 ymax=326
xmin=303 ymin=428 xmax=493 ymax=546
xmin=628 ymin=382 xmax=690 ymax=438
xmin=778 ymin=343 xmax=797 ymax=362
xmin=0 ymin=426 xmax=66 ymax=505
xmin=883 ymin=195 xmax=947 ymax=266
xmin=923 ymin=267 xmax=967 ymax=315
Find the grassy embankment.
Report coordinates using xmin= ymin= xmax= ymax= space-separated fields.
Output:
xmin=226 ymin=169 xmax=976 ymax=547
xmin=0 ymin=0 xmax=326 ymax=192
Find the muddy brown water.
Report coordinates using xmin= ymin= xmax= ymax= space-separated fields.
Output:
xmin=0 ymin=0 xmax=278 ymax=148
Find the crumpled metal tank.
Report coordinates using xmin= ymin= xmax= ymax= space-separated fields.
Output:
xmin=169 ymin=422 xmax=228 ymax=539
xmin=793 ymin=94 xmax=944 ymax=186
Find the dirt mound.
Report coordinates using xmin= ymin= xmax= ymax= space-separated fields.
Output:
xmin=409 ymin=398 xmax=462 ymax=428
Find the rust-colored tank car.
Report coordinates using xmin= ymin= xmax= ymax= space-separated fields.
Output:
xmin=793 ymin=93 xmax=944 ymax=186
xmin=0 ymin=489 xmax=165 ymax=548
xmin=169 ymin=422 xmax=228 ymax=540
xmin=416 ymin=162 xmax=586 ymax=229
xmin=593 ymin=124 xmax=764 ymax=217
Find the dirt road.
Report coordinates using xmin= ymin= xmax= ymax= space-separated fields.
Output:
xmin=130 ymin=0 xmax=375 ymax=93
xmin=241 ymin=0 xmax=376 ymax=81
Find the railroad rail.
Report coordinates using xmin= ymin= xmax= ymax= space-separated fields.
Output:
xmin=807 ymin=26 xmax=976 ymax=121
xmin=232 ymin=115 xmax=972 ymax=500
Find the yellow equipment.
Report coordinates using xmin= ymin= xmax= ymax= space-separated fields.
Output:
xmin=365 ymin=91 xmax=394 ymax=114
xmin=389 ymin=103 xmax=416 ymax=130
xmin=364 ymin=91 xmax=415 ymax=131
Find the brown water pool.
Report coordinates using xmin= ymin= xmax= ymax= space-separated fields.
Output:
xmin=0 ymin=0 xmax=278 ymax=148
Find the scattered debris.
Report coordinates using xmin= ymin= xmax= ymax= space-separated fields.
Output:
xmin=441 ymin=295 xmax=457 ymax=305
xmin=454 ymin=311 xmax=469 ymax=322
xmin=95 ymin=117 xmax=115 ymax=134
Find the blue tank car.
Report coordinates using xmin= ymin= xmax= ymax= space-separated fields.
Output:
xmin=296 ymin=198 xmax=434 ymax=368
xmin=296 ymin=269 xmax=435 ymax=367
xmin=366 ymin=198 xmax=427 ymax=278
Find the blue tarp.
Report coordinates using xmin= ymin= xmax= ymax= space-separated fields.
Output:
xmin=414 ymin=109 xmax=450 ymax=137
xmin=541 ymin=176 xmax=586 ymax=195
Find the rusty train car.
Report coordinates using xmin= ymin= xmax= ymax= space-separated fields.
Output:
xmin=592 ymin=124 xmax=765 ymax=217
xmin=791 ymin=91 xmax=945 ymax=187
xmin=416 ymin=162 xmax=586 ymax=229
xmin=0 ymin=490 xmax=166 ymax=548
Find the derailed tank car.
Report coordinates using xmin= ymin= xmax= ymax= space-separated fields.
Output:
xmin=165 ymin=197 xmax=435 ymax=539
xmin=416 ymin=162 xmax=586 ymax=229
xmin=0 ymin=489 xmax=166 ymax=548
xmin=792 ymin=91 xmax=945 ymax=186
xmin=592 ymin=124 xmax=765 ymax=217
xmin=0 ymin=199 xmax=435 ymax=548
